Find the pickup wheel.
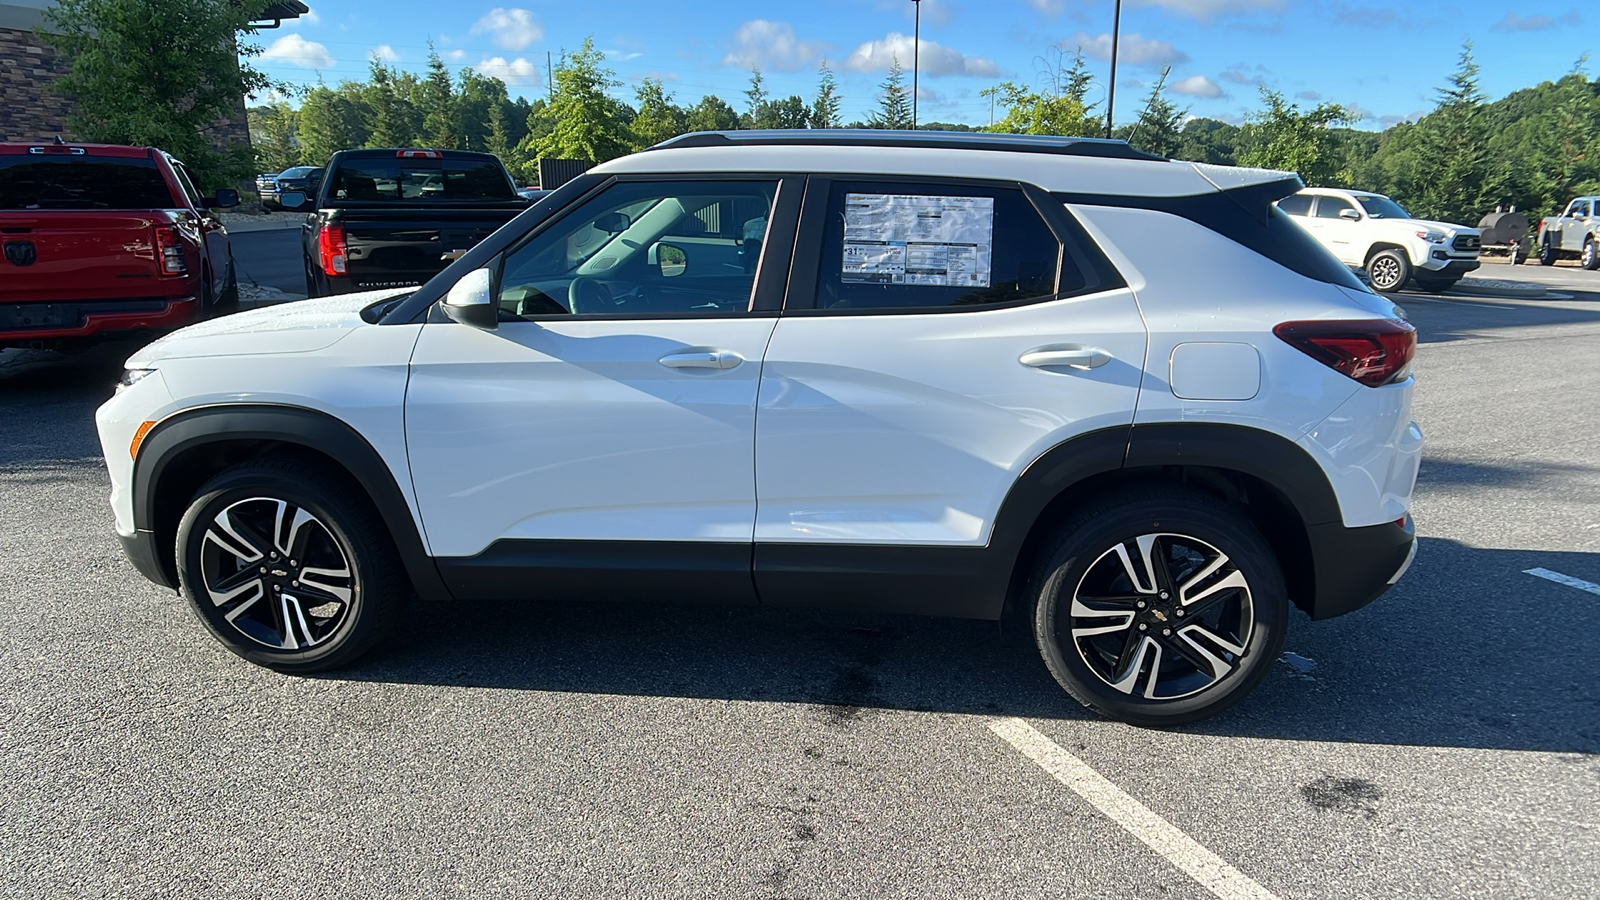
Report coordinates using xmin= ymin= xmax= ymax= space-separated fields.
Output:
xmin=1539 ymin=238 xmax=1559 ymax=266
xmin=1029 ymin=487 xmax=1289 ymax=727
xmin=175 ymin=456 xmax=407 ymax=673
xmin=1366 ymin=248 xmax=1411 ymax=292
xmin=304 ymin=263 xmax=319 ymax=299
xmin=212 ymin=253 xmax=240 ymax=315
xmin=1583 ymin=238 xmax=1599 ymax=271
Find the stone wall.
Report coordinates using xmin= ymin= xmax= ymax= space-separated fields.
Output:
xmin=0 ymin=26 xmax=74 ymax=142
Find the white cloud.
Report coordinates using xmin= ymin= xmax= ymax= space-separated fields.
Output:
xmin=722 ymin=20 xmax=828 ymax=71
xmin=603 ymin=49 xmax=645 ymax=62
xmin=261 ymin=34 xmax=334 ymax=69
xmin=1345 ymin=104 xmax=1374 ymax=121
xmin=1068 ymin=31 xmax=1188 ymax=67
xmin=1378 ymin=111 xmax=1424 ymax=128
xmin=1295 ymin=90 xmax=1320 ymax=101
xmin=445 ymin=49 xmax=467 ymax=62
xmin=476 ymin=56 xmax=542 ymax=85
xmin=1492 ymin=11 xmax=1581 ymax=31
xmin=372 ymin=44 xmax=400 ymax=63
xmin=471 ymin=8 xmax=543 ymax=52
xmin=1170 ymin=75 xmax=1223 ymax=98
xmin=1129 ymin=0 xmax=1284 ymax=19
xmin=843 ymin=33 xmax=1000 ymax=78
xmin=287 ymin=7 xmax=320 ymax=26
xmin=1030 ymin=0 xmax=1065 ymax=13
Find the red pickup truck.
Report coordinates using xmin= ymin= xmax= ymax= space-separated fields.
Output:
xmin=0 ymin=141 xmax=240 ymax=350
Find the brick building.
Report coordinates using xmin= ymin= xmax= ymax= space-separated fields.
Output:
xmin=0 ymin=0 xmax=305 ymax=153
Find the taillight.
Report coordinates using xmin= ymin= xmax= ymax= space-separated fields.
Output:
xmin=318 ymin=225 xmax=347 ymax=277
xmin=1273 ymin=319 xmax=1417 ymax=387
xmin=153 ymin=225 xmax=187 ymax=275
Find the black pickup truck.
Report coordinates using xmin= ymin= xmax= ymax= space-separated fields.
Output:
xmin=280 ymin=148 xmax=527 ymax=297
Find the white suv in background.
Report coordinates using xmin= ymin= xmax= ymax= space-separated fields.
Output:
xmin=97 ymin=132 xmax=1422 ymax=725
xmin=1278 ymin=188 xmax=1482 ymax=293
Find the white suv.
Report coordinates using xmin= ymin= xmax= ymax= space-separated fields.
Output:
xmin=1277 ymin=188 xmax=1482 ymax=292
xmin=97 ymin=132 xmax=1421 ymax=725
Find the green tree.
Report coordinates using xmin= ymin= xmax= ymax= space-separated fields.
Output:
xmin=365 ymin=57 xmax=417 ymax=148
xmin=1125 ymin=68 xmax=1187 ymax=157
xmin=534 ymin=37 xmax=634 ymax=164
xmin=812 ymin=60 xmax=842 ymax=128
xmin=1171 ymin=117 xmax=1242 ymax=165
xmin=457 ymin=68 xmax=511 ymax=151
xmin=248 ymin=100 xmax=302 ymax=172
xmin=631 ymin=77 xmax=687 ymax=148
xmin=981 ymin=81 xmax=1098 ymax=136
xmin=41 ymin=0 xmax=276 ymax=186
xmin=297 ymin=81 xmax=367 ymax=165
xmin=743 ymin=68 xmax=768 ymax=127
xmin=867 ymin=56 xmax=912 ymax=130
xmin=1237 ymin=87 xmax=1354 ymax=186
xmin=1401 ymin=42 xmax=1502 ymax=222
xmin=420 ymin=44 xmax=458 ymax=148
xmin=1061 ymin=48 xmax=1095 ymax=107
xmin=684 ymin=95 xmax=741 ymax=132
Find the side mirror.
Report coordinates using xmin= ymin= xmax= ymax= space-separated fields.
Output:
xmin=278 ymin=190 xmax=309 ymax=212
xmin=204 ymin=188 xmax=240 ymax=209
xmin=1339 ymin=208 xmax=1361 ymax=221
xmin=649 ymin=242 xmax=687 ymax=277
xmin=442 ymin=267 xmax=498 ymax=330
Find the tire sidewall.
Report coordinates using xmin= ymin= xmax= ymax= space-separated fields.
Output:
xmin=1584 ymin=239 xmax=1598 ymax=270
xmin=1368 ymin=249 xmax=1410 ymax=292
xmin=177 ymin=468 xmax=376 ymax=670
xmin=1033 ymin=499 xmax=1289 ymax=727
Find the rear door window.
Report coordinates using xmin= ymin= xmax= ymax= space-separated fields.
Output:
xmin=1276 ymin=194 xmax=1312 ymax=217
xmin=330 ymin=157 xmax=515 ymax=201
xmin=0 ymin=157 xmax=174 ymax=209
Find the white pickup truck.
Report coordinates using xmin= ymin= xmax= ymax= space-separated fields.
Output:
xmin=1277 ymin=188 xmax=1481 ymax=292
xmin=1536 ymin=196 xmax=1600 ymax=270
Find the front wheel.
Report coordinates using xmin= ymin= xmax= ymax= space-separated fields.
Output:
xmin=1030 ymin=488 xmax=1289 ymax=726
xmin=1583 ymin=239 xmax=1599 ymax=271
xmin=1539 ymin=239 xmax=1559 ymax=266
xmin=1412 ymin=275 xmax=1459 ymax=294
xmin=1366 ymin=248 xmax=1411 ymax=292
xmin=176 ymin=456 xmax=407 ymax=672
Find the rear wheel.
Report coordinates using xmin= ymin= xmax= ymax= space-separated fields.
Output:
xmin=1030 ymin=487 xmax=1289 ymax=726
xmin=212 ymin=254 xmax=240 ymax=315
xmin=1583 ymin=238 xmax=1599 ymax=271
xmin=176 ymin=456 xmax=407 ymax=672
xmin=1366 ymin=248 xmax=1411 ymax=292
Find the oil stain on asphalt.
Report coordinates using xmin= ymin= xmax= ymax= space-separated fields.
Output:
xmin=1301 ymin=775 xmax=1383 ymax=819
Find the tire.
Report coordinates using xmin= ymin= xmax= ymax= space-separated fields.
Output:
xmin=1539 ymin=239 xmax=1558 ymax=266
xmin=304 ymin=264 xmax=319 ymax=299
xmin=176 ymin=455 xmax=407 ymax=672
xmin=1583 ymin=238 xmax=1600 ymax=271
xmin=212 ymin=253 xmax=240 ymax=316
xmin=1029 ymin=487 xmax=1289 ymax=727
xmin=1366 ymin=248 xmax=1411 ymax=292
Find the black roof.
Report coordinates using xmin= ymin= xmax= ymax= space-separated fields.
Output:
xmin=253 ymin=0 xmax=310 ymax=23
xmin=651 ymin=129 xmax=1164 ymax=161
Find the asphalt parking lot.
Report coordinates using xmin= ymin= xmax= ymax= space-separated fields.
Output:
xmin=2 ymin=265 xmax=1598 ymax=898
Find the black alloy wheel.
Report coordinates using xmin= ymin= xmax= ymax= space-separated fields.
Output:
xmin=1366 ymin=248 xmax=1411 ymax=292
xmin=176 ymin=456 xmax=405 ymax=671
xmin=1031 ymin=488 xmax=1288 ymax=726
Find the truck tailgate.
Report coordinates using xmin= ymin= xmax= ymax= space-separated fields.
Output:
xmin=335 ymin=208 xmax=520 ymax=291
xmin=1 ymin=212 xmax=174 ymax=302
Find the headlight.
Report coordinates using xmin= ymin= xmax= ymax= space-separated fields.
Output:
xmin=1415 ymin=230 xmax=1447 ymax=243
xmin=116 ymin=368 xmax=156 ymax=394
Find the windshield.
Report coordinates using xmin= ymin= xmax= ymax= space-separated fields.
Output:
xmin=0 ymin=157 xmax=173 ymax=209
xmin=328 ymin=157 xmax=515 ymax=202
xmin=1356 ymin=195 xmax=1411 ymax=219
xmin=278 ymin=167 xmax=318 ymax=178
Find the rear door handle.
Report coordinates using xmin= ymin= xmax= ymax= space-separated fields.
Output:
xmin=1020 ymin=346 xmax=1112 ymax=370
xmin=659 ymin=349 xmax=745 ymax=370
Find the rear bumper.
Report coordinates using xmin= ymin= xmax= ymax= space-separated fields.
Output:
xmin=1305 ymin=514 xmax=1416 ymax=619
xmin=118 ymin=529 xmax=177 ymax=591
xmin=0 ymin=297 xmax=199 ymax=344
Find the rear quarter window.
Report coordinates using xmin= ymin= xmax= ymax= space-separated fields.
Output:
xmin=0 ymin=157 xmax=174 ymax=209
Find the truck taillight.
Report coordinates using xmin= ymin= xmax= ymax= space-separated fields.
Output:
xmin=153 ymin=225 xmax=186 ymax=275
xmin=318 ymin=225 xmax=347 ymax=277
xmin=1273 ymin=319 xmax=1417 ymax=387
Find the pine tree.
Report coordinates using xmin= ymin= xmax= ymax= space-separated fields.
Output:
xmin=743 ymin=68 xmax=768 ymax=128
xmin=421 ymin=43 xmax=457 ymax=148
xmin=868 ymin=56 xmax=912 ymax=130
xmin=1406 ymin=42 xmax=1502 ymax=222
xmin=366 ymin=57 xmax=416 ymax=148
xmin=812 ymin=60 xmax=841 ymax=129
xmin=248 ymin=100 xmax=301 ymax=172
xmin=1127 ymin=67 xmax=1186 ymax=157
xmin=1063 ymin=48 xmax=1094 ymax=107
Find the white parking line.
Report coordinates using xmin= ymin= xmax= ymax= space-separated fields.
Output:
xmin=1404 ymin=296 xmax=1522 ymax=311
xmin=989 ymin=718 xmax=1280 ymax=900
xmin=1524 ymin=567 xmax=1600 ymax=596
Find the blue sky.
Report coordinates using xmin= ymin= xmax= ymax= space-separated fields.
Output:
xmin=251 ymin=0 xmax=1595 ymax=130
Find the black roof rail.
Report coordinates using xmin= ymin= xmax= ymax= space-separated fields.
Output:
xmin=649 ymin=129 xmax=1166 ymax=161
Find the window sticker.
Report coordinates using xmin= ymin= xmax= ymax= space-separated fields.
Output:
xmin=841 ymin=193 xmax=994 ymax=287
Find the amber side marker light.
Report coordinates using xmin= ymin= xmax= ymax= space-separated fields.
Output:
xmin=130 ymin=421 xmax=156 ymax=460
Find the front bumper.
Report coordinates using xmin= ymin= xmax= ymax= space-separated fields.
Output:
xmin=1418 ymin=255 xmax=1480 ymax=276
xmin=1304 ymin=514 xmax=1416 ymax=619
xmin=118 ymin=530 xmax=178 ymax=590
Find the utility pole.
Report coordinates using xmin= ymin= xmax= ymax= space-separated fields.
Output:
xmin=546 ymin=50 xmax=554 ymax=100
xmin=1104 ymin=0 xmax=1122 ymax=139
xmin=911 ymin=0 xmax=921 ymax=130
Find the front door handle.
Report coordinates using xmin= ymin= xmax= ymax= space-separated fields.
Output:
xmin=659 ymin=349 xmax=745 ymax=370
xmin=1020 ymin=346 xmax=1112 ymax=370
